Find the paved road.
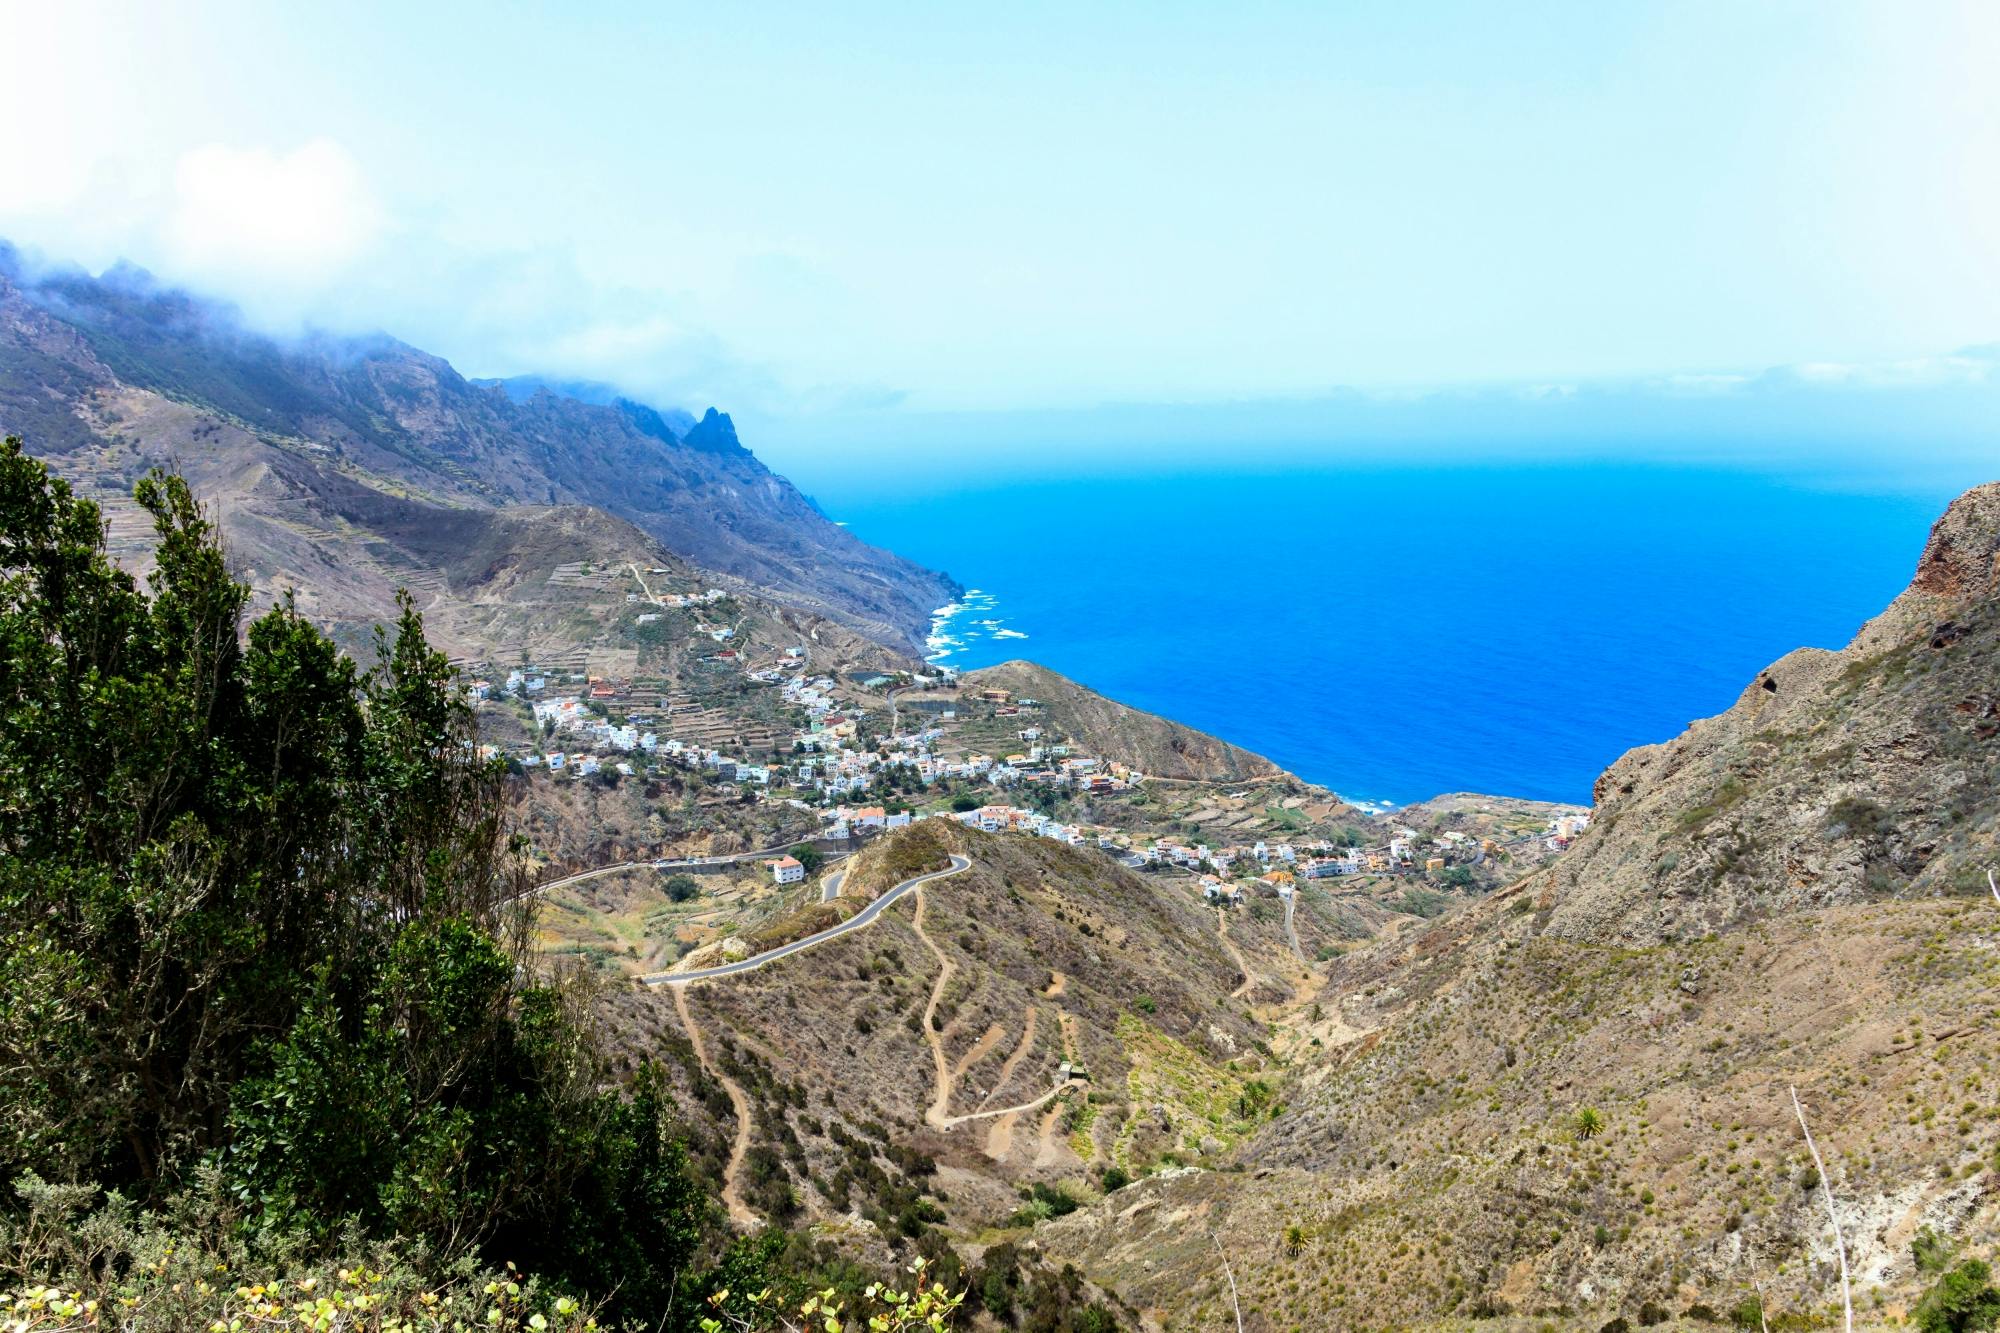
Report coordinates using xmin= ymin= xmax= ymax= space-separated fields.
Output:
xmin=819 ymin=865 xmax=847 ymax=902
xmin=644 ymin=855 xmax=971 ymax=986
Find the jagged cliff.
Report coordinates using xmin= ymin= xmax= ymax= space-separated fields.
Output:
xmin=1540 ymin=481 xmax=2000 ymax=944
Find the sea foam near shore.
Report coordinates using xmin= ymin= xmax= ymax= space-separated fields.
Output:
xmin=926 ymin=590 xmax=1021 ymax=662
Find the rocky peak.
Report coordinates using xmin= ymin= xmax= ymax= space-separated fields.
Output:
xmin=681 ymin=406 xmax=745 ymax=456
xmin=1846 ymin=479 xmax=2000 ymax=655
xmin=1542 ymin=478 xmax=2000 ymax=944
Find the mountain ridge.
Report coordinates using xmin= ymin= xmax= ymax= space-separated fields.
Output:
xmin=0 ymin=241 xmax=958 ymax=651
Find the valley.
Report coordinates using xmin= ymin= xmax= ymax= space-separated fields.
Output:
xmin=4 ymin=245 xmax=1997 ymax=1333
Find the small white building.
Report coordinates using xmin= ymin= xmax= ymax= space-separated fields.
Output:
xmin=768 ymin=855 xmax=806 ymax=885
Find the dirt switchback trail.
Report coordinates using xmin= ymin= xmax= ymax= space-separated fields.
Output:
xmin=975 ymin=1004 xmax=1040 ymax=1113
xmin=1217 ymin=907 xmax=1255 ymax=999
xmin=912 ymin=888 xmax=959 ymax=1128
xmin=978 ymin=1006 xmax=1041 ymax=1161
xmin=672 ymin=985 xmax=756 ymax=1229
xmin=952 ymin=1023 xmax=1006 ymax=1085
xmin=984 ymin=1106 xmax=1023 ymax=1161
xmin=1283 ymin=893 xmax=1306 ymax=962
xmin=1034 ymin=1096 xmax=1071 ymax=1167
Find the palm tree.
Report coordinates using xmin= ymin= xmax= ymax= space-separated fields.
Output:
xmin=1574 ymin=1107 xmax=1604 ymax=1139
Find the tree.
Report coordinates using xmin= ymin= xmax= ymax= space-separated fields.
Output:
xmin=663 ymin=872 xmax=702 ymax=902
xmin=0 ymin=441 xmax=705 ymax=1324
xmin=1573 ymin=1107 xmax=1605 ymax=1139
xmin=788 ymin=843 xmax=824 ymax=874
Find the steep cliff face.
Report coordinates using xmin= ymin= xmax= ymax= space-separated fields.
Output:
xmin=0 ymin=248 xmax=957 ymax=650
xmin=1539 ymin=481 xmax=2000 ymax=944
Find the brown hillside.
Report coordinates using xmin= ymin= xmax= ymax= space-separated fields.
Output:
xmin=602 ymin=822 xmax=1306 ymax=1235
xmin=1040 ymin=481 xmax=2000 ymax=1331
xmin=965 ymin=660 xmax=1290 ymax=784
xmin=1542 ymin=480 xmax=2000 ymax=945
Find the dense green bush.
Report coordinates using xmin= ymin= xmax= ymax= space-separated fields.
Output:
xmin=0 ymin=441 xmax=704 ymax=1323
xmin=1914 ymin=1259 xmax=2000 ymax=1333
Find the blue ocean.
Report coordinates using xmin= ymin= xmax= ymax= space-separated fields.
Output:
xmin=802 ymin=459 xmax=1974 ymax=807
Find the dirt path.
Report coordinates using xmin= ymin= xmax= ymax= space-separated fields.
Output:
xmin=977 ymin=1007 xmax=1042 ymax=1160
xmin=672 ymin=985 xmax=757 ymax=1228
xmin=942 ymin=1081 xmax=1072 ymax=1130
xmin=1042 ymin=970 xmax=1067 ymax=997
xmin=1034 ymin=1096 xmax=1071 ymax=1167
xmin=1217 ymin=907 xmax=1255 ymax=1000
xmin=912 ymin=888 xmax=959 ymax=1127
xmin=1283 ymin=894 xmax=1306 ymax=962
xmin=953 ymin=1022 xmax=1006 ymax=1082
xmin=984 ymin=1106 xmax=1024 ymax=1160
xmin=975 ymin=1004 xmax=1040 ymax=1112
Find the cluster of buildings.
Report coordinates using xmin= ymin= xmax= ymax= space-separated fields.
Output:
xmin=778 ymin=673 xmax=1139 ymax=802
xmin=1544 ymin=812 xmax=1592 ymax=850
xmin=644 ymin=586 xmax=729 ymax=611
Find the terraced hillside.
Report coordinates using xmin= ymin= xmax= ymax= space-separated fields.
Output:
xmin=605 ymin=820 xmax=1313 ymax=1238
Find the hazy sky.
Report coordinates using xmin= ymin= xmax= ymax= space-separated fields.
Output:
xmin=5 ymin=1 xmax=2000 ymax=423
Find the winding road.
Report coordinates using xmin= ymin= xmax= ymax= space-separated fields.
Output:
xmin=657 ymin=853 xmax=972 ymax=1228
xmin=643 ymin=856 xmax=971 ymax=986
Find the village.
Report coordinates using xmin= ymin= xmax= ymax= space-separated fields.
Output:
xmin=460 ymin=560 xmax=1590 ymax=916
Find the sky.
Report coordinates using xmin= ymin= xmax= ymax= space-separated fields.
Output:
xmin=4 ymin=1 xmax=2000 ymax=459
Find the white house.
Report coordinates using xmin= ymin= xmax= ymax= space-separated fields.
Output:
xmin=768 ymin=855 xmax=806 ymax=885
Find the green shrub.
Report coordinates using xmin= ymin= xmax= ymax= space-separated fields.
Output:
xmin=1914 ymin=1224 xmax=1956 ymax=1274
xmin=1913 ymin=1259 xmax=2000 ymax=1333
xmin=1825 ymin=795 xmax=1894 ymax=842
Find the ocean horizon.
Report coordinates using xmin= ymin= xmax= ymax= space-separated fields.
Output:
xmin=804 ymin=457 xmax=1972 ymax=808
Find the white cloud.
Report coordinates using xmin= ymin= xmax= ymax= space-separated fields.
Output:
xmin=163 ymin=139 xmax=381 ymax=286
xmin=1780 ymin=354 xmax=1997 ymax=390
